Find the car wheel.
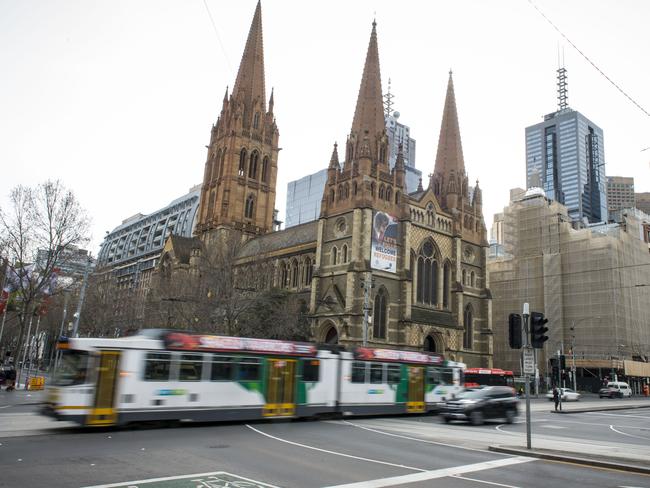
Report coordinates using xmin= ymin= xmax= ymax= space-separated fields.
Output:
xmin=470 ymin=410 xmax=484 ymax=426
xmin=505 ymin=409 xmax=515 ymax=424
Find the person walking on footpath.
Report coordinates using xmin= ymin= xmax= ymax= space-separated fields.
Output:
xmin=552 ymin=386 xmax=560 ymax=411
xmin=5 ymin=366 xmax=16 ymax=392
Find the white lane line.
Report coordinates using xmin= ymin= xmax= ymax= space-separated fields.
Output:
xmin=82 ymin=471 xmax=280 ymax=488
xmin=452 ymin=474 xmax=522 ymax=488
xmin=321 ymin=457 xmax=533 ymax=488
xmin=245 ymin=424 xmax=425 ymax=472
xmin=609 ymin=424 xmax=650 ymax=441
xmin=0 ymin=406 xmax=11 ymax=409
xmin=585 ymin=412 xmax=650 ymax=420
xmin=342 ymin=420 xmax=491 ymax=454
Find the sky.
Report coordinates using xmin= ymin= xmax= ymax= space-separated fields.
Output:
xmin=1 ymin=0 xmax=649 ymax=255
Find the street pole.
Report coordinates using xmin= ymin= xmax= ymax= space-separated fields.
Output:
xmin=25 ymin=314 xmax=41 ymax=388
xmin=72 ymin=255 xmax=92 ymax=337
xmin=557 ymin=349 xmax=563 ymax=411
xmin=362 ymin=271 xmax=372 ymax=346
xmin=52 ymin=292 xmax=69 ymax=375
xmin=16 ymin=307 xmax=34 ymax=388
xmin=522 ymin=302 xmax=532 ymax=450
xmin=0 ymin=306 xmax=7 ymax=360
xmin=571 ymin=324 xmax=577 ymax=391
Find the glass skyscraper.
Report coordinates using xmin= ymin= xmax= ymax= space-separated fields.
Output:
xmin=525 ymin=109 xmax=607 ymax=224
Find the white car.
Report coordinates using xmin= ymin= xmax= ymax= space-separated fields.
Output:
xmin=546 ymin=388 xmax=581 ymax=402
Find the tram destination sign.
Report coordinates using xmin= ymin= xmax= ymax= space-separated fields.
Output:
xmin=82 ymin=471 xmax=280 ymax=488
xmin=354 ymin=347 xmax=443 ymax=364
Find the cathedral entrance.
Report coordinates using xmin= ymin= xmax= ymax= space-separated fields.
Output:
xmin=424 ymin=335 xmax=437 ymax=353
xmin=325 ymin=327 xmax=338 ymax=344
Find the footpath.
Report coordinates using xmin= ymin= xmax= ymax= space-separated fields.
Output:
xmin=490 ymin=395 xmax=650 ymax=474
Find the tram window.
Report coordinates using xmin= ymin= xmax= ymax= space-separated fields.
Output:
xmin=387 ymin=365 xmax=401 ymax=384
xmin=52 ymin=350 xmax=90 ymax=386
xmin=370 ymin=363 xmax=384 ymax=384
xmin=238 ymin=357 xmax=261 ymax=381
xmin=351 ymin=361 xmax=367 ymax=383
xmin=427 ymin=367 xmax=442 ymax=385
xmin=179 ymin=354 xmax=203 ymax=381
xmin=211 ymin=355 xmax=234 ymax=381
xmin=144 ymin=352 xmax=172 ymax=381
xmin=302 ymin=359 xmax=320 ymax=382
xmin=442 ymin=368 xmax=454 ymax=385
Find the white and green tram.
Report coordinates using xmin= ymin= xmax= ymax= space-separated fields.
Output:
xmin=44 ymin=330 xmax=464 ymax=427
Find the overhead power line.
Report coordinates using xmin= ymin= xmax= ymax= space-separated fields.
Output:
xmin=527 ymin=0 xmax=650 ymax=119
xmin=202 ymin=0 xmax=233 ymax=79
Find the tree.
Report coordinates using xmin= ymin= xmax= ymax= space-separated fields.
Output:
xmin=0 ymin=180 xmax=90 ymax=369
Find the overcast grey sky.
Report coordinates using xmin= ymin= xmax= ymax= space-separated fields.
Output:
xmin=1 ymin=0 xmax=649 ymax=254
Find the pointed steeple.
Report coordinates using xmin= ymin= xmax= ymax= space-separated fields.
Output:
xmin=434 ymin=71 xmax=465 ymax=179
xmin=350 ymin=21 xmax=385 ymax=145
xmin=329 ymin=142 xmax=340 ymax=169
xmin=268 ymin=87 xmax=274 ymax=114
xmin=232 ymin=1 xmax=266 ymax=115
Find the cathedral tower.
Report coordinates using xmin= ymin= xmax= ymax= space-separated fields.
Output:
xmin=196 ymin=1 xmax=279 ymax=237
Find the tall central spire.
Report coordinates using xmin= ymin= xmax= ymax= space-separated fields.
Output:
xmin=433 ymin=71 xmax=465 ymax=178
xmin=232 ymin=0 xmax=266 ymax=113
xmin=350 ymin=21 xmax=385 ymax=141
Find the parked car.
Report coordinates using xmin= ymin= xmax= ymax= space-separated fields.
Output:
xmin=599 ymin=381 xmax=632 ymax=398
xmin=440 ymin=386 xmax=519 ymax=425
xmin=545 ymin=387 xmax=581 ymax=402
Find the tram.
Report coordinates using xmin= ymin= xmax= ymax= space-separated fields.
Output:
xmin=44 ymin=330 xmax=464 ymax=427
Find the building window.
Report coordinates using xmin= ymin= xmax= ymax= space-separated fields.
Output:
xmin=415 ymin=240 xmax=439 ymax=306
xmin=291 ymin=259 xmax=299 ymax=288
xmin=353 ymin=182 xmax=358 ymax=196
xmin=261 ymin=157 xmax=269 ymax=183
xmin=331 ymin=246 xmax=338 ymax=265
xmin=342 ymin=244 xmax=348 ymax=263
xmin=463 ymin=305 xmax=473 ymax=350
xmin=280 ymin=262 xmax=288 ymax=288
xmin=379 ymin=184 xmax=385 ymax=199
xmin=386 ymin=186 xmax=392 ymax=202
xmin=303 ymin=257 xmax=313 ymax=286
xmin=443 ymin=261 xmax=450 ymax=308
xmin=253 ymin=111 xmax=260 ymax=130
xmin=329 ymin=189 xmax=335 ymax=204
xmin=395 ymin=191 xmax=400 ymax=204
xmin=373 ymin=288 xmax=387 ymax=339
xmin=249 ymin=151 xmax=259 ymax=179
xmin=245 ymin=194 xmax=255 ymax=219
xmin=239 ymin=148 xmax=247 ymax=177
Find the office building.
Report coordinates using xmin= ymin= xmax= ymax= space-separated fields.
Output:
xmin=636 ymin=192 xmax=650 ymax=215
xmin=607 ymin=176 xmax=635 ymax=214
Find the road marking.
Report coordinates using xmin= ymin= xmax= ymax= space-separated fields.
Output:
xmin=321 ymin=457 xmax=533 ymax=488
xmin=342 ymin=420 xmax=491 ymax=453
xmin=245 ymin=424 xmax=425 ymax=472
xmin=586 ymin=412 xmax=650 ymax=420
xmin=609 ymin=425 xmax=650 ymax=441
xmin=452 ymin=474 xmax=521 ymax=488
xmin=495 ymin=424 xmax=520 ymax=436
xmin=82 ymin=471 xmax=280 ymax=488
xmin=0 ymin=406 xmax=11 ymax=410
xmin=540 ymin=425 xmax=566 ymax=429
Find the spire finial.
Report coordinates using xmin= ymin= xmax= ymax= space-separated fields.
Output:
xmin=268 ymin=87 xmax=274 ymax=113
xmin=329 ymin=142 xmax=340 ymax=169
xmin=232 ymin=1 xmax=266 ymax=112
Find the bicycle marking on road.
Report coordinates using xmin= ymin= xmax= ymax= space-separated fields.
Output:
xmin=321 ymin=456 xmax=534 ymax=488
xmin=609 ymin=424 xmax=650 ymax=441
xmin=245 ymin=424 xmax=425 ymax=472
xmin=341 ymin=419 xmax=492 ymax=454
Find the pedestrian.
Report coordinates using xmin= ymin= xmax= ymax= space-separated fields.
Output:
xmin=552 ymin=386 xmax=560 ymax=411
xmin=5 ymin=366 xmax=16 ymax=392
xmin=643 ymin=383 xmax=649 ymax=398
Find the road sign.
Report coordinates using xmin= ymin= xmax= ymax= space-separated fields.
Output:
xmin=523 ymin=348 xmax=535 ymax=375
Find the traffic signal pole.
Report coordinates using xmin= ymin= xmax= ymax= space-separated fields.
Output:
xmin=522 ymin=302 xmax=532 ymax=450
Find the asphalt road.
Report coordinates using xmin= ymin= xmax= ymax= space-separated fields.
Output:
xmin=1 ymin=415 xmax=649 ymax=488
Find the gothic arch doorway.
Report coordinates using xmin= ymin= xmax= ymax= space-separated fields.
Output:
xmin=325 ymin=326 xmax=338 ymax=344
xmin=424 ymin=335 xmax=438 ymax=353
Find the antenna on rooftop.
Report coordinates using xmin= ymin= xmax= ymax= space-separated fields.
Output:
xmin=557 ymin=46 xmax=568 ymax=111
xmin=383 ymin=78 xmax=395 ymax=119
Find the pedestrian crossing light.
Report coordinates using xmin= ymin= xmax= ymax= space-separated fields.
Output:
xmin=508 ymin=313 xmax=522 ymax=349
xmin=530 ymin=311 xmax=549 ymax=349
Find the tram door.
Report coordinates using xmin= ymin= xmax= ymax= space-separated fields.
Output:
xmin=263 ymin=359 xmax=296 ymax=417
xmin=87 ymin=350 xmax=121 ymax=426
xmin=407 ymin=366 xmax=425 ymax=413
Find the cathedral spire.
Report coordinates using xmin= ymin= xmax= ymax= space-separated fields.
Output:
xmin=231 ymin=1 xmax=266 ymax=115
xmin=329 ymin=142 xmax=340 ymax=169
xmin=433 ymin=71 xmax=466 ymax=180
xmin=350 ymin=21 xmax=385 ymax=145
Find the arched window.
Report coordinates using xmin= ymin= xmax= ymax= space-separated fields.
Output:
xmin=424 ymin=336 xmax=436 ymax=353
xmin=211 ymin=149 xmax=220 ymax=180
xmin=337 ymin=184 xmax=343 ymax=201
xmin=344 ymin=183 xmax=349 ymax=198
xmin=280 ymin=262 xmax=288 ymax=288
xmin=379 ymin=184 xmax=385 ymax=199
xmin=329 ymin=189 xmax=335 ymax=204
xmin=415 ymin=240 xmax=439 ymax=306
xmin=253 ymin=111 xmax=260 ymax=129
xmin=239 ymin=148 xmax=247 ymax=176
xmin=325 ymin=326 xmax=338 ymax=344
xmin=331 ymin=246 xmax=338 ymax=265
xmin=379 ymin=144 xmax=386 ymax=164
xmin=342 ymin=244 xmax=348 ymax=263
xmin=219 ymin=149 xmax=226 ymax=178
xmin=470 ymin=271 xmax=475 ymax=287
xmin=386 ymin=187 xmax=392 ymax=202
xmin=249 ymin=151 xmax=259 ymax=179
xmin=373 ymin=288 xmax=387 ymax=339
xmin=245 ymin=194 xmax=255 ymax=219
xmin=303 ymin=257 xmax=312 ymax=286
xmin=395 ymin=191 xmax=401 ymax=204
xmin=291 ymin=259 xmax=299 ymax=288
xmin=261 ymin=157 xmax=269 ymax=183
xmin=462 ymin=269 xmax=467 ymax=285
xmin=207 ymin=190 xmax=216 ymax=218
xmin=443 ymin=261 xmax=450 ymax=308
xmin=353 ymin=182 xmax=358 ymax=196
xmin=370 ymin=182 xmax=376 ymax=197
xmin=463 ymin=305 xmax=473 ymax=350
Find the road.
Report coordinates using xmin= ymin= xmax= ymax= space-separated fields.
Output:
xmin=1 ymin=402 xmax=649 ymax=488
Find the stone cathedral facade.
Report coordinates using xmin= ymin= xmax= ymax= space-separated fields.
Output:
xmin=159 ymin=2 xmax=492 ymax=367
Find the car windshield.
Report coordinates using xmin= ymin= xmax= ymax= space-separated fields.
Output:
xmin=52 ymin=350 xmax=91 ymax=386
xmin=456 ymin=389 xmax=487 ymax=399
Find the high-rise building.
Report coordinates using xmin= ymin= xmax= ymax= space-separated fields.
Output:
xmin=526 ymin=109 xmax=607 ymax=224
xmin=636 ymin=192 xmax=650 ymax=215
xmin=607 ymin=176 xmax=635 ymax=213
xmin=285 ymin=111 xmax=422 ymax=228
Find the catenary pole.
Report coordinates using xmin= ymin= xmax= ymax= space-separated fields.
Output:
xmin=523 ymin=302 xmax=532 ymax=450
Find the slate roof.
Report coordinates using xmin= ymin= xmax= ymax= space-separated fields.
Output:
xmin=237 ymin=221 xmax=318 ymax=259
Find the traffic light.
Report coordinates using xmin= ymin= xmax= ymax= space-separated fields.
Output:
xmin=559 ymin=354 xmax=566 ymax=370
xmin=508 ymin=313 xmax=522 ymax=349
xmin=530 ymin=311 xmax=549 ymax=348
xmin=549 ymin=358 xmax=559 ymax=384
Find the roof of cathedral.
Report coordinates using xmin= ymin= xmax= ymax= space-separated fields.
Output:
xmin=237 ymin=220 xmax=318 ymax=259
xmin=434 ymin=71 xmax=465 ymax=178
xmin=232 ymin=0 xmax=266 ymax=111
xmin=350 ymin=21 xmax=385 ymax=142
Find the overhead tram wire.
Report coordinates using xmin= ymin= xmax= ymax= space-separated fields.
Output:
xmin=202 ymin=0 xmax=233 ymax=79
xmin=527 ymin=0 xmax=650 ymax=120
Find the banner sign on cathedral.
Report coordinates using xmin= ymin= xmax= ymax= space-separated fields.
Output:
xmin=371 ymin=211 xmax=398 ymax=273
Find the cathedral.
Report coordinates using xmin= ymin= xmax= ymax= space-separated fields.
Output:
xmin=160 ymin=1 xmax=492 ymax=367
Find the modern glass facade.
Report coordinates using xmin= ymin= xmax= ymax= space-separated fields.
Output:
xmin=525 ymin=109 xmax=607 ymax=224
xmin=284 ymin=169 xmax=328 ymax=228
